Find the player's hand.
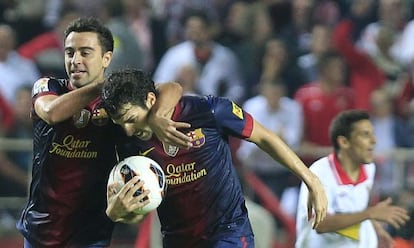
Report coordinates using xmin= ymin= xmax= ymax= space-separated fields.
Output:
xmin=106 ymin=176 xmax=150 ymax=222
xmin=368 ymin=197 xmax=410 ymax=229
xmin=306 ymin=177 xmax=328 ymax=229
xmin=148 ymin=111 xmax=192 ymax=149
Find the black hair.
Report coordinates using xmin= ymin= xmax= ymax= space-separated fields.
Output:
xmin=64 ymin=17 xmax=114 ymax=53
xmin=102 ymin=68 xmax=156 ymax=119
xmin=329 ymin=110 xmax=371 ymax=152
xmin=181 ymin=9 xmax=212 ymax=27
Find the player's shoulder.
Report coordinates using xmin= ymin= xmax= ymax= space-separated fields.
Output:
xmin=309 ymin=156 xmax=330 ymax=174
xmin=32 ymin=77 xmax=68 ymax=96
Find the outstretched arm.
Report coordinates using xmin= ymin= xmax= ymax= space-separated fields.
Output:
xmin=150 ymin=82 xmax=192 ymax=149
xmin=246 ymin=119 xmax=327 ymax=228
xmin=314 ymin=197 xmax=409 ymax=235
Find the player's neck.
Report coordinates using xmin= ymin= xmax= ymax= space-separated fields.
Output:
xmin=336 ymin=152 xmax=361 ymax=182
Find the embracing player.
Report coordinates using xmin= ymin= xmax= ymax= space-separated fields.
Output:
xmin=102 ymin=68 xmax=328 ymax=248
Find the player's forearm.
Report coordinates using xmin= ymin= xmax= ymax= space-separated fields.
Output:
xmin=152 ymin=82 xmax=183 ymax=117
xmin=115 ymin=213 xmax=146 ymax=224
xmin=315 ymin=211 xmax=369 ymax=233
xmin=35 ymin=82 xmax=102 ymax=124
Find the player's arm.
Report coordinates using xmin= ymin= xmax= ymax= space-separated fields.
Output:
xmin=246 ymin=119 xmax=327 ymax=228
xmin=34 ymin=81 xmax=102 ymax=125
xmin=149 ymin=82 xmax=192 ymax=148
xmin=315 ymin=197 xmax=409 ymax=233
xmin=106 ymin=176 xmax=150 ymax=224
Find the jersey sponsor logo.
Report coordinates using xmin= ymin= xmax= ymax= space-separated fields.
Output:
xmin=165 ymin=161 xmax=207 ymax=185
xmin=139 ymin=147 xmax=155 ymax=156
xmin=91 ymin=108 xmax=109 ymax=126
xmin=232 ymin=101 xmax=243 ymax=119
xmin=32 ymin=78 xmax=50 ymax=95
xmin=162 ymin=143 xmax=179 ymax=157
xmin=49 ymin=135 xmax=98 ymax=158
xmin=187 ymin=128 xmax=205 ymax=148
xmin=72 ymin=109 xmax=91 ymax=128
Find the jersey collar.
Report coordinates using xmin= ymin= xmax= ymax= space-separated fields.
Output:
xmin=328 ymin=153 xmax=367 ymax=185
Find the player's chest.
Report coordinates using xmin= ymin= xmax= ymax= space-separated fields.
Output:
xmin=331 ymin=183 xmax=372 ymax=212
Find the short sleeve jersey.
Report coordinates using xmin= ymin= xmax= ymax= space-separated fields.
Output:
xmin=122 ymin=95 xmax=254 ymax=247
xmin=17 ymin=78 xmax=127 ymax=247
xmin=295 ymin=153 xmax=377 ymax=248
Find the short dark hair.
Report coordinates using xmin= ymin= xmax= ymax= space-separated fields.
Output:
xmin=102 ymin=68 xmax=156 ymax=119
xmin=64 ymin=17 xmax=114 ymax=53
xmin=181 ymin=9 xmax=212 ymax=27
xmin=329 ymin=110 xmax=371 ymax=151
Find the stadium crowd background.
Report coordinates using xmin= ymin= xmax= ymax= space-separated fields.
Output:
xmin=1 ymin=0 xmax=414 ymax=247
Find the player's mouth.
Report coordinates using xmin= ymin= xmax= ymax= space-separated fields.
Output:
xmin=71 ymin=70 xmax=87 ymax=78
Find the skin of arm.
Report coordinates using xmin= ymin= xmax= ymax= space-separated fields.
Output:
xmin=246 ymin=119 xmax=328 ymax=228
xmin=314 ymin=197 xmax=410 ymax=234
xmin=148 ymin=82 xmax=192 ymax=148
xmin=34 ymin=81 xmax=102 ymax=125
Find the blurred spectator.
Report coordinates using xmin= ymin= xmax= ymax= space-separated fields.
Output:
xmin=6 ymin=85 xmax=33 ymax=173
xmin=2 ymin=0 xmax=48 ymax=45
xmin=174 ymin=64 xmax=199 ymax=96
xmin=333 ymin=14 xmax=385 ymax=110
xmin=153 ymin=10 xmax=245 ymax=103
xmin=294 ymin=52 xmax=355 ymax=165
xmin=258 ymin=38 xmax=306 ymax=98
xmin=0 ymin=92 xmax=14 ymax=136
xmin=297 ymin=23 xmax=334 ymax=83
xmin=0 ymin=86 xmax=32 ymax=196
xmin=269 ymin=0 xmax=339 ymax=58
xmin=0 ymin=24 xmax=40 ymax=104
xmin=358 ymin=0 xmax=409 ymax=64
xmin=219 ymin=1 xmax=274 ymax=99
xmin=159 ymin=0 xmax=222 ymax=47
xmin=17 ymin=7 xmax=80 ymax=78
xmin=104 ymin=0 xmax=148 ymax=73
xmin=237 ymin=79 xmax=303 ymax=216
xmin=370 ymin=88 xmax=401 ymax=196
xmin=369 ymin=26 xmax=408 ymax=99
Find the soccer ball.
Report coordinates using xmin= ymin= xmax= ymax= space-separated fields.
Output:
xmin=108 ymin=156 xmax=166 ymax=215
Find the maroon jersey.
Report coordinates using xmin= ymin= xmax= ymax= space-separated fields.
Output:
xmin=17 ymin=78 xmax=127 ymax=247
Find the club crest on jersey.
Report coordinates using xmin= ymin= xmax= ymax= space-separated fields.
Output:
xmin=32 ymin=78 xmax=50 ymax=95
xmin=73 ymin=109 xmax=91 ymax=128
xmin=162 ymin=143 xmax=179 ymax=157
xmin=91 ymin=108 xmax=109 ymax=126
xmin=231 ymin=101 xmax=243 ymax=120
xmin=187 ymin=128 xmax=205 ymax=148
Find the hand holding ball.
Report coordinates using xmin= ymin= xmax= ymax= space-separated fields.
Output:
xmin=108 ymin=156 xmax=166 ymax=215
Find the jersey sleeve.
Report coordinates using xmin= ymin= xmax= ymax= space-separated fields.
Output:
xmin=32 ymin=77 xmax=66 ymax=99
xmin=208 ymin=96 xmax=254 ymax=139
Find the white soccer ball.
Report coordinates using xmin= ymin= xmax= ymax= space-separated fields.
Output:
xmin=108 ymin=156 xmax=166 ymax=215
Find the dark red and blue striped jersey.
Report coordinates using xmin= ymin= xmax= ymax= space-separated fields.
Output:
xmin=122 ymin=95 xmax=255 ymax=247
xmin=17 ymin=78 xmax=128 ymax=247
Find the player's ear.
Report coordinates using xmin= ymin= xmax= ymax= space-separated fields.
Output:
xmin=146 ymin=92 xmax=156 ymax=109
xmin=337 ymin=135 xmax=349 ymax=149
xmin=102 ymin=51 xmax=113 ymax=68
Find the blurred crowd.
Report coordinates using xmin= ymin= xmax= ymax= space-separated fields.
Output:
xmin=1 ymin=0 xmax=414 ymax=245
